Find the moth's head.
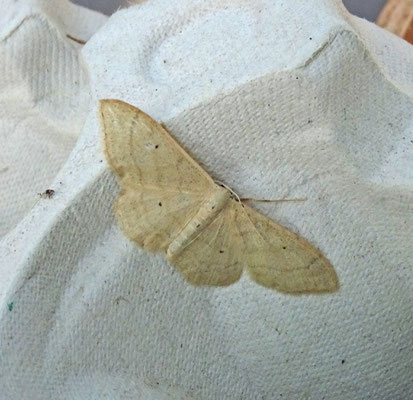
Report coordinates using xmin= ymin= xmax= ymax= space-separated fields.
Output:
xmin=215 ymin=181 xmax=241 ymax=202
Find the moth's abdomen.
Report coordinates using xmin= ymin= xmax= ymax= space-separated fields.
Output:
xmin=167 ymin=185 xmax=231 ymax=259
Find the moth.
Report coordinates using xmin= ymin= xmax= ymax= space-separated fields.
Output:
xmin=100 ymin=99 xmax=338 ymax=294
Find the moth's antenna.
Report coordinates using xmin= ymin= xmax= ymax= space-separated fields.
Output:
xmin=215 ymin=181 xmax=307 ymax=203
xmin=241 ymin=197 xmax=307 ymax=203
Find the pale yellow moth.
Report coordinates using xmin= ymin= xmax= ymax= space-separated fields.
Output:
xmin=100 ymin=99 xmax=338 ymax=294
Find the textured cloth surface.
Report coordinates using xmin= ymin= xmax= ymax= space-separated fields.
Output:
xmin=0 ymin=0 xmax=107 ymax=237
xmin=0 ymin=0 xmax=412 ymax=399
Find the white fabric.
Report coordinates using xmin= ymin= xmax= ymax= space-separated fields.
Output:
xmin=0 ymin=0 xmax=412 ymax=399
xmin=0 ymin=0 xmax=107 ymax=237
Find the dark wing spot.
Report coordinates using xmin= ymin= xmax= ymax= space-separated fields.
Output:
xmin=219 ymin=250 xmax=224 ymax=253
xmin=158 ymin=202 xmax=162 ymax=207
xmin=282 ymin=246 xmax=287 ymax=250
xmin=155 ymin=145 xmax=159 ymax=149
